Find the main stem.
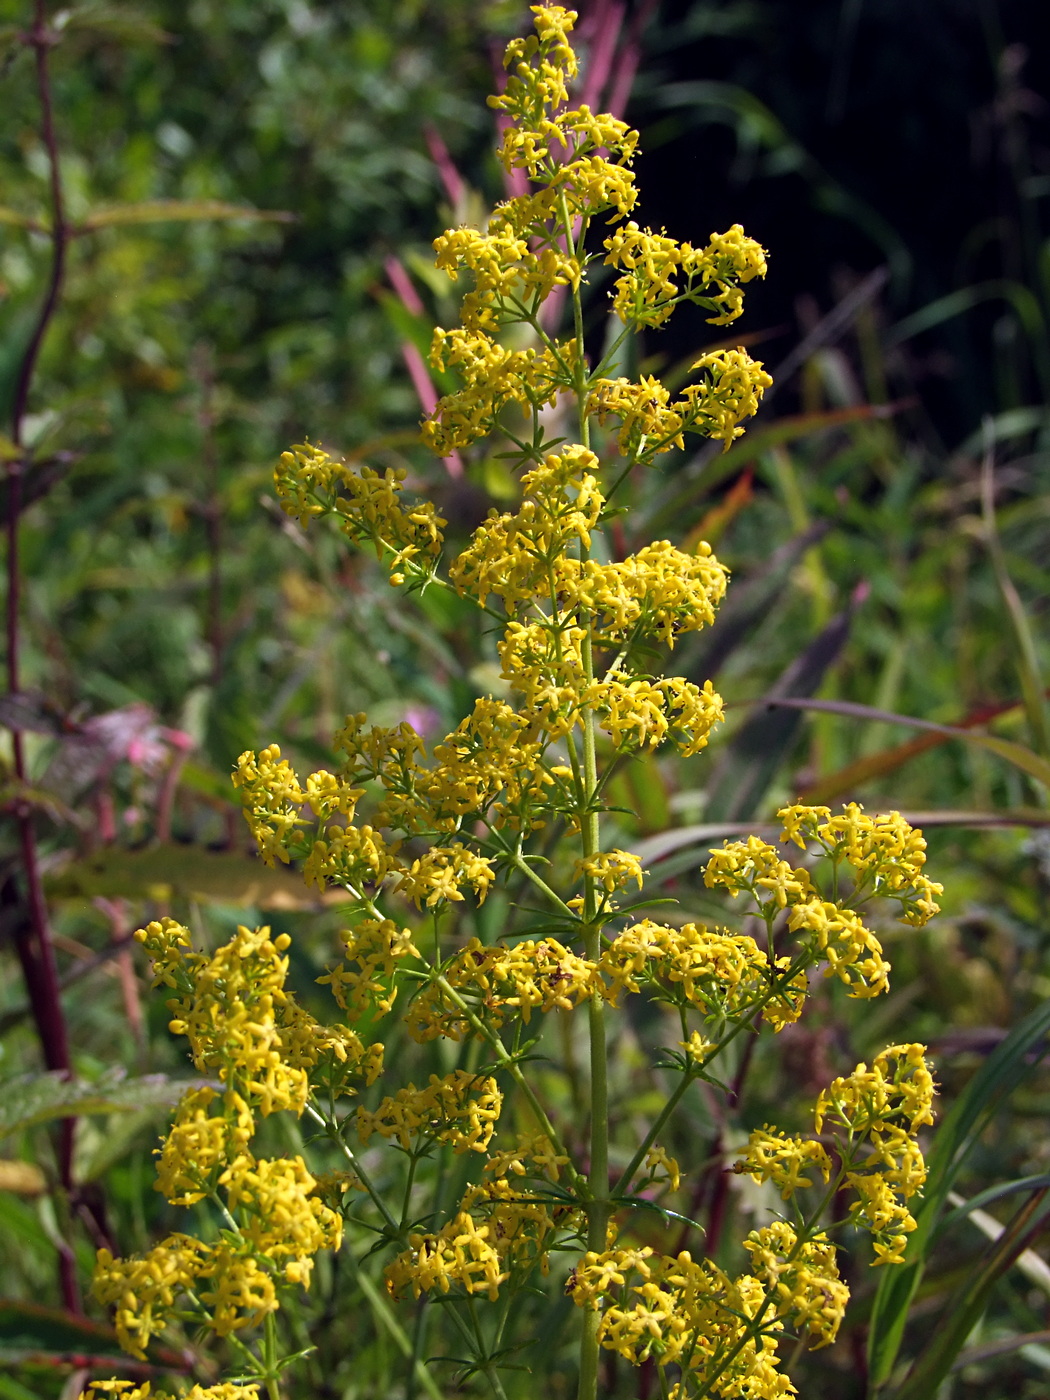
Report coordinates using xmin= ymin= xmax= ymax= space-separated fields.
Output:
xmin=564 ymin=199 xmax=609 ymax=1400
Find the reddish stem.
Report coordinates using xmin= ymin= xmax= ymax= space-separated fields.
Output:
xmin=5 ymin=0 xmax=79 ymax=1313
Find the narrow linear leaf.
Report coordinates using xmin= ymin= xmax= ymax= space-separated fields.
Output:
xmin=75 ymin=200 xmax=295 ymax=234
xmin=891 ymin=1190 xmax=1050 ymax=1400
xmin=702 ymin=600 xmax=857 ymax=822
xmin=0 ymin=207 xmax=44 ymax=233
xmin=945 ymin=1187 xmax=1050 ymax=1293
xmin=867 ymin=996 xmax=1050 ymax=1391
xmin=764 ymin=696 xmax=1050 ymax=790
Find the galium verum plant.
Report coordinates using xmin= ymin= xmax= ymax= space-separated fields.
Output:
xmin=85 ymin=9 xmax=942 ymax=1399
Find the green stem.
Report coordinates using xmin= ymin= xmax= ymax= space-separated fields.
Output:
xmin=693 ymin=1170 xmax=846 ymax=1397
xmin=433 ymin=973 xmax=583 ymax=1192
xmin=303 ymin=1100 xmax=402 ymax=1239
xmin=349 ymin=1255 xmax=445 ymax=1400
xmin=561 ymin=189 xmax=611 ymax=1400
xmin=263 ymin=1311 xmax=282 ymax=1400
xmin=466 ymin=1295 xmax=512 ymax=1400
xmin=492 ymin=833 xmax=576 ymax=918
xmin=613 ymin=1067 xmax=698 ymax=1199
xmin=614 ymin=955 xmax=814 ymax=1197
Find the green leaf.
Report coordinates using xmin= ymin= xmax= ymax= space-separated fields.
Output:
xmin=56 ymin=6 xmax=173 ymax=45
xmin=0 ymin=208 xmax=43 ymax=233
xmin=867 ymin=995 xmax=1050 ymax=1392
xmin=767 ymin=696 xmax=1050 ymax=791
xmin=75 ymin=199 xmax=294 ymax=234
xmin=0 ymin=1068 xmax=201 ymax=1137
xmin=45 ymin=841 xmax=336 ymax=908
xmin=891 ymin=1189 xmax=1050 ymax=1400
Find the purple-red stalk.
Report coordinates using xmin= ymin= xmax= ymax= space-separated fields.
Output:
xmin=6 ymin=0 xmax=80 ymax=1313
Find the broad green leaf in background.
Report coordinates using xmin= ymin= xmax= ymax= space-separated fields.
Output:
xmin=45 ymin=842 xmax=342 ymax=909
xmin=0 ymin=1069 xmax=203 ymax=1138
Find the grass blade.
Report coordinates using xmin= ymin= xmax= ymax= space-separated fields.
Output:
xmin=890 ymin=1189 xmax=1050 ymax=1400
xmin=867 ymin=996 xmax=1050 ymax=1393
xmin=764 ymin=696 xmax=1050 ymax=790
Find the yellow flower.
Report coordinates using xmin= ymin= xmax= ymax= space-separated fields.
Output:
xmin=319 ymin=916 xmax=421 ymax=1018
xmin=787 ymin=899 xmax=891 ymax=998
xmin=92 ymin=1234 xmax=210 ymax=1358
xmin=644 ymin=1145 xmax=681 ymax=1193
xmin=386 ymin=1210 xmax=508 ymax=1302
xmin=219 ymin=1155 xmax=342 ymax=1278
xmin=394 ymin=841 xmax=496 ymax=909
xmin=677 ymin=348 xmax=773 ymax=447
xmin=357 ymin=1072 xmax=503 ymax=1155
xmin=743 ymin=1222 xmax=849 ymax=1349
xmin=704 ymin=836 xmax=812 ymax=910
xmin=407 ymin=937 xmax=601 ymax=1041
xmin=274 ymin=447 xmax=444 ymax=583
xmin=736 ymin=1127 xmax=833 ymax=1200
xmin=154 ymin=1086 xmax=254 ymax=1206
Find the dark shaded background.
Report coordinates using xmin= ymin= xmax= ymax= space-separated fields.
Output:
xmin=632 ymin=0 xmax=1050 ymax=445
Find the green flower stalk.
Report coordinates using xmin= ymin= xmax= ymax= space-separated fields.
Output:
xmin=85 ymin=8 xmax=943 ymax=1400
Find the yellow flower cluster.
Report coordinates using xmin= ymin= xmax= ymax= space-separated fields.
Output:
xmin=788 ymin=899 xmax=891 ymax=998
xmin=590 ymin=674 xmax=725 ymax=757
xmin=424 ymin=326 xmax=576 ymax=452
xmin=222 ymin=1155 xmax=342 ymax=1288
xmin=319 ymin=916 xmax=421 ymax=1018
xmin=574 ymin=846 xmax=645 ymax=896
xmin=386 ymin=1209 xmax=508 ymax=1302
xmin=705 ymin=810 xmax=942 ymax=999
xmin=816 ymin=1043 xmax=934 ymax=1265
xmin=742 ymin=1222 xmax=849 ymax=1350
xmin=449 ymin=446 xmax=604 ymax=610
xmin=386 ymin=1169 xmax=572 ymax=1302
xmin=739 ymin=1044 xmax=934 ymax=1267
xmin=600 ymin=919 xmax=807 ymax=1032
xmin=483 ymin=1132 xmax=571 ymax=1182
xmin=357 ymin=1071 xmax=502 ymax=1154
xmin=570 ymin=1247 xmax=793 ymax=1397
xmin=234 ymin=743 xmax=399 ymax=891
xmin=559 ymin=539 xmax=728 ymax=646
xmin=423 ymin=697 xmax=552 ymax=831
xmin=274 ymin=444 xmax=444 ymax=586
xmin=778 ymin=801 xmax=943 ymax=924
xmin=589 ymin=354 xmax=772 ymax=459
xmin=588 ymin=374 xmax=687 ymax=456
xmin=80 ymin=1384 xmax=259 ymax=1400
xmin=137 ymin=919 xmax=376 ymax=1109
xmin=93 ymin=1234 xmax=212 ymax=1359
xmin=432 ymin=228 xmax=580 ymax=334
xmin=604 ymin=221 xmax=768 ymax=329
xmin=679 ymin=348 xmax=775 ymax=447
xmin=94 ymin=922 xmax=351 ymax=1359
xmin=154 ymin=1084 xmax=253 ymax=1207
xmin=407 ymin=936 xmax=601 ymax=1041
xmin=736 ymin=1128 xmax=833 ymax=1199
xmin=394 ymin=841 xmax=496 ymax=909
xmin=705 ymin=834 xmax=813 ymax=911
xmin=488 ymin=8 xmax=637 ymax=192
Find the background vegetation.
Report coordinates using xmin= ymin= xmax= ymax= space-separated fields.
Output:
xmin=1 ymin=1 xmax=1048 ymax=1397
